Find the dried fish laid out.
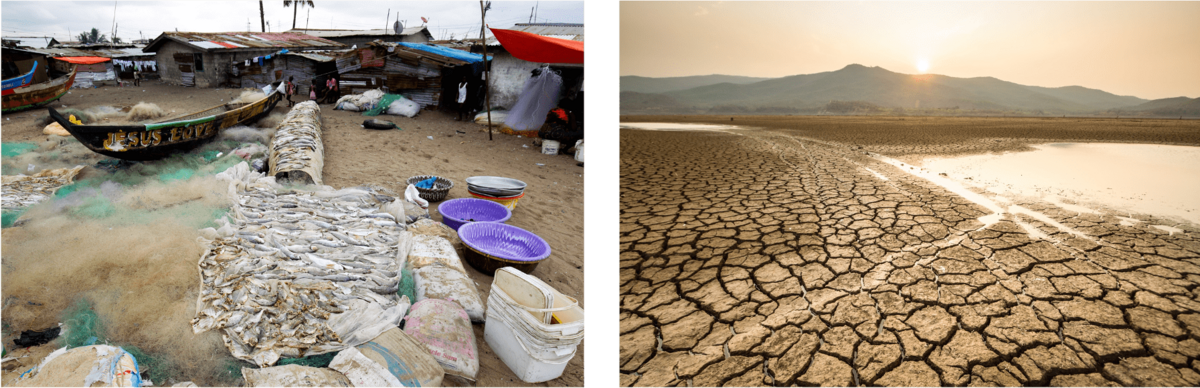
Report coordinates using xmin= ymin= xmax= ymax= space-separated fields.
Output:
xmin=1 ymin=165 xmax=86 ymax=211
xmin=193 ymin=162 xmax=412 ymax=367
xmin=269 ymin=101 xmax=324 ymax=186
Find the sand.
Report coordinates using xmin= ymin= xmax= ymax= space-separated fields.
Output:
xmin=2 ymin=80 xmax=584 ymax=387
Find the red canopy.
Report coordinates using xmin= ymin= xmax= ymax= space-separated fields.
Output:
xmin=55 ymin=56 xmax=111 ymax=65
xmin=489 ymin=28 xmax=583 ymax=65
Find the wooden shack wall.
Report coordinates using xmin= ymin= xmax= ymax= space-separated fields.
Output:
xmin=338 ymin=51 xmax=444 ymax=109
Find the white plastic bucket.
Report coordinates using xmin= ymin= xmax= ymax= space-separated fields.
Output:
xmin=485 ymin=267 xmax=583 ymax=382
xmin=541 ymin=140 xmax=560 ymax=155
xmin=573 ymin=140 xmax=584 ymax=163
xmin=485 ymin=314 xmax=575 ymax=383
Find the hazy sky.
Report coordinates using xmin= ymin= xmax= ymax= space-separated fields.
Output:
xmin=622 ymin=1 xmax=1200 ymax=100
xmin=2 ymin=1 xmax=581 ymax=46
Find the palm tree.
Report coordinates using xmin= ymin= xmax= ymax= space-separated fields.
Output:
xmin=283 ymin=0 xmax=315 ymax=30
xmin=77 ymin=28 xmax=109 ymax=44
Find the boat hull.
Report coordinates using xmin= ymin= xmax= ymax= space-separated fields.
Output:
xmin=50 ymin=87 xmax=283 ymax=161
xmin=2 ymin=66 xmax=75 ymax=113
xmin=1 ymin=60 xmax=37 ymax=94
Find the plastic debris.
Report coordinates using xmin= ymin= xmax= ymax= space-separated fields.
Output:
xmin=12 ymin=327 xmax=61 ymax=347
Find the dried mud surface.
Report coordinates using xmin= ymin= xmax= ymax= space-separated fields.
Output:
xmin=619 ymin=123 xmax=1200 ymax=387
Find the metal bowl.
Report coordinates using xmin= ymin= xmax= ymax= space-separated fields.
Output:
xmin=466 ymin=184 xmax=525 ymax=197
xmin=465 ymin=176 xmax=527 ymax=191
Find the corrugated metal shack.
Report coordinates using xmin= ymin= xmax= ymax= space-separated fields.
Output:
xmin=260 ymin=41 xmax=484 ymax=111
xmin=285 ymin=26 xmax=433 ymax=47
xmin=142 ymin=31 xmax=345 ymax=88
xmin=479 ymin=23 xmax=583 ymax=109
xmin=19 ymin=44 xmax=157 ymax=88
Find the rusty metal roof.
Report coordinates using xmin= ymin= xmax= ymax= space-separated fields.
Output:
xmin=144 ymin=31 xmax=346 ymax=53
xmin=286 ymin=26 xmax=433 ymax=39
xmin=20 ymin=45 xmax=153 ymax=59
xmin=486 ymin=23 xmax=583 ymax=46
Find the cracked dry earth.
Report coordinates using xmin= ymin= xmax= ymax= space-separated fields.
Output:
xmin=618 ymin=128 xmax=1200 ymax=387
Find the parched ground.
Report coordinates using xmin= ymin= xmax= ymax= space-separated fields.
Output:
xmin=619 ymin=121 xmax=1200 ymax=387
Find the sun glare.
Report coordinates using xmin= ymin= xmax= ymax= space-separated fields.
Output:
xmin=916 ymin=59 xmax=930 ymax=73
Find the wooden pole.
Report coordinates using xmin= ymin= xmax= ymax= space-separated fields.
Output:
xmin=481 ymin=1 xmax=492 ymax=141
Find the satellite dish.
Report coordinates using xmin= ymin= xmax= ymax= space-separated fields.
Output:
xmin=394 ymin=21 xmax=403 ymax=34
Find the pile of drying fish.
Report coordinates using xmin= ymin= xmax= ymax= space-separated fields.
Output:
xmin=193 ymin=162 xmax=413 ymax=367
xmin=1 ymin=165 xmax=86 ymax=211
xmin=269 ymin=101 xmax=324 ymax=186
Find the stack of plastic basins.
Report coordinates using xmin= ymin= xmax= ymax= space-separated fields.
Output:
xmin=485 ymin=267 xmax=584 ymax=383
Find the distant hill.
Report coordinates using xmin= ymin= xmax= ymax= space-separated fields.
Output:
xmin=623 ymin=64 xmax=1153 ymax=115
xmin=620 ymin=74 xmax=773 ymax=94
xmin=1129 ymin=97 xmax=1200 ymax=117
xmin=1116 ymin=97 xmax=1198 ymax=112
xmin=619 ymin=91 xmax=684 ymax=113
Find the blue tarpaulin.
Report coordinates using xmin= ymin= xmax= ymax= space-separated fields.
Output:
xmin=397 ymin=43 xmax=491 ymax=64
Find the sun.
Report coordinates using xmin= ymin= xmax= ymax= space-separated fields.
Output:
xmin=916 ymin=59 xmax=930 ymax=73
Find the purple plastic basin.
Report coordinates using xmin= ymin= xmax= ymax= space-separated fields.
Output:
xmin=458 ymin=222 xmax=551 ymax=274
xmin=438 ymin=198 xmax=513 ymax=231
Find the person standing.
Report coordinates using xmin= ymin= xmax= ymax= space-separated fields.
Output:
xmin=455 ymin=77 xmax=468 ymax=121
xmin=324 ymin=76 xmax=339 ymax=104
xmin=133 ymin=68 xmax=141 ymax=87
xmin=310 ymin=79 xmax=317 ymax=101
xmin=285 ymin=76 xmax=296 ymax=107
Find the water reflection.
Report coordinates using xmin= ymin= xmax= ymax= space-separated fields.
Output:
xmin=922 ymin=143 xmax=1200 ymax=226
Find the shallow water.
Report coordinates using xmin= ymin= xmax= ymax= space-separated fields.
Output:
xmin=921 ymin=143 xmax=1200 ymax=226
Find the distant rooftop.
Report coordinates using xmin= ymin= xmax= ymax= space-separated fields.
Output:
xmin=286 ymin=26 xmax=433 ymax=40
xmin=144 ymin=31 xmax=345 ymax=53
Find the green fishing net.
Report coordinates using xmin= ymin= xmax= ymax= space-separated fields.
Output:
xmin=1 ymin=142 xmax=39 ymax=158
xmin=362 ymin=94 xmax=406 ymax=116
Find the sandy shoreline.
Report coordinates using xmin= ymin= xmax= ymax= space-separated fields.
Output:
xmin=2 ymin=81 xmax=584 ymax=386
xmin=621 ymin=114 xmax=1200 ymax=163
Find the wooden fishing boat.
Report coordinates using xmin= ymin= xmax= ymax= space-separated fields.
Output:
xmin=49 ymin=83 xmax=284 ymax=160
xmin=1 ymin=60 xmax=37 ymax=94
xmin=2 ymin=64 xmax=75 ymax=113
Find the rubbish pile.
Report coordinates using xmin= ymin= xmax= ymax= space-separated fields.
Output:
xmin=12 ymin=345 xmax=142 ymax=387
xmin=193 ymin=162 xmax=410 ymax=367
xmin=334 ymin=89 xmax=422 ymax=118
xmin=268 ymin=101 xmax=324 ymax=185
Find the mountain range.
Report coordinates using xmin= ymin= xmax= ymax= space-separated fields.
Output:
xmin=620 ymin=65 xmax=1199 ymax=116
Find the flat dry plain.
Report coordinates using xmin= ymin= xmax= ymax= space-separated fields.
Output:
xmin=619 ymin=115 xmax=1200 ymax=386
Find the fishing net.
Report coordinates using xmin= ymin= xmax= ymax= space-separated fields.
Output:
xmin=276 ymin=351 xmax=340 ymax=368
xmin=505 ymin=69 xmax=563 ymax=131
xmin=60 ymin=300 xmax=178 ymax=385
xmin=362 ymin=94 xmax=406 ymax=116
xmin=60 ymin=299 xmax=104 ymax=349
xmin=2 ymin=208 xmax=27 ymax=228
xmin=2 ymin=142 xmax=40 ymax=158
xmin=398 ymin=266 xmax=417 ymax=311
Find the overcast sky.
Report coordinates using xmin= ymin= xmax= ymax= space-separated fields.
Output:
xmin=622 ymin=1 xmax=1200 ymax=100
xmin=2 ymin=1 xmax=581 ymax=45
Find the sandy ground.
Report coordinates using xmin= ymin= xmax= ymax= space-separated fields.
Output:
xmin=619 ymin=117 xmax=1200 ymax=386
xmin=1 ymin=80 xmax=583 ymax=386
